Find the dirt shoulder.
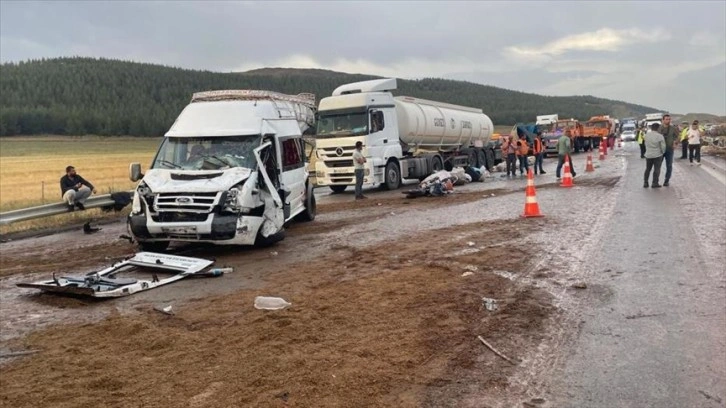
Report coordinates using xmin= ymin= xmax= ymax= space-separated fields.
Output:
xmin=1 ymin=219 xmax=554 ymax=408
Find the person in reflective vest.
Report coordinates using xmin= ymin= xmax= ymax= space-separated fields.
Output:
xmin=637 ymin=127 xmax=646 ymax=158
xmin=679 ymin=121 xmax=689 ymax=159
xmin=533 ymin=132 xmax=546 ymax=175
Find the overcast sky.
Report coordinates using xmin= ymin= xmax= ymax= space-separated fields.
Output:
xmin=1 ymin=1 xmax=725 ymax=115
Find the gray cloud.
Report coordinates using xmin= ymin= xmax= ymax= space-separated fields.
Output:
xmin=1 ymin=0 xmax=724 ymax=114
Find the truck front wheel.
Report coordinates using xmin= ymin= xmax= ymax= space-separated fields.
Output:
xmin=329 ymin=185 xmax=347 ymax=193
xmin=384 ymin=161 xmax=401 ymax=190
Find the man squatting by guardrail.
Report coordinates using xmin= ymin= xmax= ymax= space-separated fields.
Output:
xmin=60 ymin=165 xmax=97 ymax=211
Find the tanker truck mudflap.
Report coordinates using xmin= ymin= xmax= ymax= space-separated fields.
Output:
xmin=254 ymin=141 xmax=285 ymax=238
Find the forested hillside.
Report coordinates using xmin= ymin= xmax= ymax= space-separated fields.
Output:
xmin=0 ymin=57 xmax=661 ymax=136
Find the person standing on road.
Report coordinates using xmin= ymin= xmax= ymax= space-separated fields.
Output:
xmin=556 ymin=130 xmax=577 ymax=179
xmin=352 ymin=141 xmax=367 ymax=200
xmin=517 ymin=137 xmax=530 ymax=177
xmin=659 ymin=114 xmax=678 ymax=187
xmin=643 ymin=123 xmax=666 ymax=188
xmin=60 ymin=165 xmax=97 ymax=211
xmin=687 ymin=120 xmax=703 ymax=166
xmin=637 ymin=126 xmax=646 ymax=158
xmin=502 ymin=136 xmax=517 ymax=178
xmin=534 ymin=132 xmax=546 ymax=175
xmin=679 ymin=121 xmax=689 ymax=159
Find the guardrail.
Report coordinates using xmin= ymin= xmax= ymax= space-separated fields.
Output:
xmin=0 ymin=194 xmax=124 ymax=226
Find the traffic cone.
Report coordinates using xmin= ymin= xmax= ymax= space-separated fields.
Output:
xmin=603 ymin=137 xmax=608 ymax=155
xmin=599 ymin=142 xmax=606 ymax=161
xmin=561 ymin=155 xmax=574 ymax=188
xmin=521 ymin=168 xmax=544 ymax=218
xmin=586 ymin=153 xmax=595 ymax=172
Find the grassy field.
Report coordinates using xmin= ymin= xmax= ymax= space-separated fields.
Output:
xmin=0 ymin=136 xmax=160 ymax=211
xmin=0 ymin=136 xmax=160 ymax=233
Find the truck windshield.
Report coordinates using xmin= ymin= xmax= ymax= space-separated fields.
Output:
xmin=591 ymin=122 xmax=608 ymax=128
xmin=316 ymin=112 xmax=368 ymax=138
xmin=152 ymin=136 xmax=260 ymax=170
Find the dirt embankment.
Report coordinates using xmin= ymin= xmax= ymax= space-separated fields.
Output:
xmin=1 ymin=219 xmax=554 ymax=408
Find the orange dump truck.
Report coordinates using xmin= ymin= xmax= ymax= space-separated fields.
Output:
xmin=554 ymin=119 xmax=587 ymax=152
xmin=583 ymin=115 xmax=615 ymax=151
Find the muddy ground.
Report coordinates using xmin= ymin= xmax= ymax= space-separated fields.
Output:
xmin=0 ymin=154 xmax=628 ymax=407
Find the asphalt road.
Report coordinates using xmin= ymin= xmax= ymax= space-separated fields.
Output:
xmin=549 ymin=143 xmax=726 ymax=407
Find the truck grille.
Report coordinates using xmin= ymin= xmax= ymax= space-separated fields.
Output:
xmin=324 ymin=160 xmax=354 ymax=168
xmin=319 ymin=146 xmax=355 ymax=159
xmin=154 ymin=192 xmax=219 ymax=213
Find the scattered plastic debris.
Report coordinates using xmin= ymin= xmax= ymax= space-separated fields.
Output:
xmin=572 ymin=282 xmax=588 ymax=289
xmin=462 ymin=272 xmax=474 ymax=277
xmin=482 ymin=297 xmax=498 ymax=311
xmin=154 ymin=305 xmax=174 ymax=315
xmin=270 ymin=251 xmax=278 ymax=256
xmin=467 ymin=241 xmax=475 ymax=247
xmin=254 ymin=296 xmax=291 ymax=310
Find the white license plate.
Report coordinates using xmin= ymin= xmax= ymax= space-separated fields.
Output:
xmin=162 ymin=226 xmax=197 ymax=234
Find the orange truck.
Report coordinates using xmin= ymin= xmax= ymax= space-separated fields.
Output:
xmin=583 ymin=115 xmax=615 ymax=151
xmin=554 ymin=119 xmax=586 ymax=152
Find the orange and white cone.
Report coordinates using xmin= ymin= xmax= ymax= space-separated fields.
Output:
xmin=603 ymin=136 xmax=608 ymax=155
xmin=586 ymin=153 xmax=595 ymax=172
xmin=599 ymin=142 xmax=606 ymax=160
xmin=521 ymin=168 xmax=544 ymax=218
xmin=561 ymin=155 xmax=574 ymax=188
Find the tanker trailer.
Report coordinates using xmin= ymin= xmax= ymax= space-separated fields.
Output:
xmin=314 ymin=78 xmax=494 ymax=192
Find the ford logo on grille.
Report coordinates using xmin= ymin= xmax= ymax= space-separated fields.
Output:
xmin=335 ymin=147 xmax=344 ymax=156
xmin=176 ymin=197 xmax=192 ymax=204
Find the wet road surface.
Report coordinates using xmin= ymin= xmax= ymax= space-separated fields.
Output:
xmin=549 ymin=142 xmax=726 ymax=407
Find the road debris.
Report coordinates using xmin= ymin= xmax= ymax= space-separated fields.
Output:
xmin=482 ymin=297 xmax=498 ymax=311
xmin=154 ymin=305 xmax=175 ymax=315
xmin=625 ymin=312 xmax=665 ymax=320
xmin=16 ymin=252 xmax=214 ymax=298
xmin=461 ymin=272 xmax=474 ymax=277
xmin=254 ymin=296 xmax=291 ymax=310
xmin=477 ymin=335 xmax=517 ymax=365
xmin=571 ymin=282 xmax=588 ymax=289
xmin=698 ymin=390 xmax=723 ymax=404
xmin=0 ymin=350 xmax=40 ymax=359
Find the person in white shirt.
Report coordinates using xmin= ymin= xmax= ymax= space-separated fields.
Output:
xmin=687 ymin=120 xmax=702 ymax=165
xmin=352 ymin=141 xmax=367 ymax=199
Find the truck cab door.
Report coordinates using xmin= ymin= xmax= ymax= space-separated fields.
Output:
xmin=368 ymin=108 xmax=401 ymax=166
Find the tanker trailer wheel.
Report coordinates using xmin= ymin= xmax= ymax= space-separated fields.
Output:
xmin=431 ymin=156 xmax=444 ymax=172
xmin=462 ymin=148 xmax=477 ymax=167
xmin=384 ymin=161 xmax=401 ymax=190
xmin=475 ymin=148 xmax=487 ymax=168
xmin=329 ymin=185 xmax=347 ymax=193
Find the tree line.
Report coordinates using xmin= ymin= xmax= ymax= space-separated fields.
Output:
xmin=0 ymin=57 xmax=661 ymax=137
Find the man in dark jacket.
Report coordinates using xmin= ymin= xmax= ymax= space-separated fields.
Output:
xmin=60 ymin=165 xmax=96 ymax=211
xmin=659 ymin=114 xmax=678 ymax=186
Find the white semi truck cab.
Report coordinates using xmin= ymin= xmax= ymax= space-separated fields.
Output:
xmin=314 ymin=78 xmax=494 ymax=192
xmin=127 ymin=90 xmax=317 ymax=251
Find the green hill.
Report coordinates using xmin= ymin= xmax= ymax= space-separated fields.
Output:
xmin=672 ymin=113 xmax=726 ymax=125
xmin=0 ymin=57 xmax=663 ymax=137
